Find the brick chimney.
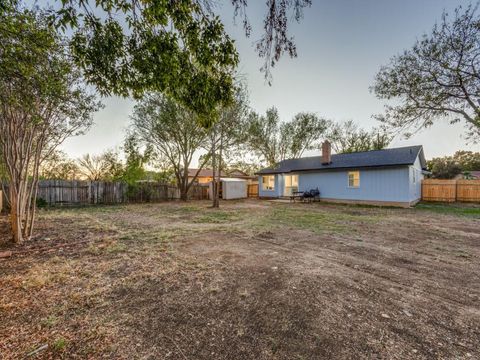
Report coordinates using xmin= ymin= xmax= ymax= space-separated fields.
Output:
xmin=322 ymin=140 xmax=332 ymax=165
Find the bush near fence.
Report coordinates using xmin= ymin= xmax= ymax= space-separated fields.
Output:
xmin=1 ymin=180 xmax=209 ymax=209
xmin=422 ymin=179 xmax=480 ymax=202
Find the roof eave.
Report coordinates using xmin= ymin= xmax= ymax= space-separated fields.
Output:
xmin=256 ymin=163 xmax=415 ymax=175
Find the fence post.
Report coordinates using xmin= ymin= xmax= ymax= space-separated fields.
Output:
xmin=87 ymin=181 xmax=92 ymax=205
xmin=456 ymin=180 xmax=459 ymax=202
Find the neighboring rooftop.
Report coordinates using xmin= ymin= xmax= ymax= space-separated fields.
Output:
xmin=256 ymin=145 xmax=426 ymax=175
xmin=188 ymin=168 xmax=255 ymax=179
xmin=188 ymin=168 xmax=227 ymax=178
xmin=454 ymin=170 xmax=480 ymax=179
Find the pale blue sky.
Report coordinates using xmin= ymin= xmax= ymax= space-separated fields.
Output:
xmin=61 ymin=0 xmax=480 ymax=161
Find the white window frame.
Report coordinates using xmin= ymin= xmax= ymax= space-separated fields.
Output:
xmin=262 ymin=175 xmax=275 ymax=191
xmin=348 ymin=171 xmax=360 ymax=188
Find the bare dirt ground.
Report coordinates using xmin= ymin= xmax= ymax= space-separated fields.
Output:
xmin=0 ymin=200 xmax=479 ymax=359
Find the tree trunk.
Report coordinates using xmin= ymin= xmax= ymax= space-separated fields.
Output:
xmin=9 ymin=188 xmax=23 ymax=244
xmin=180 ymin=173 xmax=188 ymax=201
xmin=26 ymin=178 xmax=39 ymax=238
xmin=180 ymin=188 xmax=188 ymax=201
xmin=211 ymin=127 xmax=219 ymax=208
xmin=215 ymin=127 xmax=224 ymax=208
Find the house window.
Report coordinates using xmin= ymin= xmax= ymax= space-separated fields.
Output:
xmin=262 ymin=175 xmax=275 ymax=191
xmin=284 ymin=174 xmax=298 ymax=188
xmin=284 ymin=175 xmax=299 ymax=196
xmin=348 ymin=171 xmax=360 ymax=188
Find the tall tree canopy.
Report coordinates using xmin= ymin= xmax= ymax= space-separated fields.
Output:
xmin=453 ymin=150 xmax=480 ymax=171
xmin=131 ymin=94 xmax=210 ymax=200
xmin=245 ymin=107 xmax=330 ymax=166
xmin=77 ymin=151 xmax=124 ymax=181
xmin=327 ymin=120 xmax=392 ymax=154
xmin=121 ymin=133 xmax=153 ymax=184
xmin=427 ymin=150 xmax=480 ymax=179
xmin=373 ymin=4 xmax=480 ymax=141
xmin=0 ymin=4 xmax=100 ymax=243
xmin=427 ymin=157 xmax=462 ymax=179
xmin=40 ymin=150 xmax=79 ymax=180
xmin=47 ymin=0 xmax=311 ymax=118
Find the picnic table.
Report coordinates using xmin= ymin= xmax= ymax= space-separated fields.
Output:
xmin=290 ymin=191 xmax=304 ymax=202
xmin=290 ymin=188 xmax=320 ymax=203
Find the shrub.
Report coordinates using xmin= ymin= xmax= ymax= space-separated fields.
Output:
xmin=428 ymin=157 xmax=461 ymax=179
xmin=36 ymin=198 xmax=48 ymax=208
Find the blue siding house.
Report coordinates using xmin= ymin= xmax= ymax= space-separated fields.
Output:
xmin=256 ymin=142 xmax=427 ymax=207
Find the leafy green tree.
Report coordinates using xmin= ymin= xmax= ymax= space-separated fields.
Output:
xmin=131 ymin=94 xmax=210 ymax=200
xmin=427 ymin=157 xmax=462 ymax=179
xmin=39 ymin=150 xmax=79 ymax=180
xmin=453 ymin=150 xmax=480 ymax=171
xmin=283 ymin=112 xmax=331 ymax=158
xmin=426 ymin=150 xmax=480 ymax=179
xmin=51 ymin=0 xmax=311 ymax=116
xmin=244 ymin=107 xmax=330 ymax=166
xmin=121 ymin=133 xmax=152 ymax=184
xmin=372 ymin=4 xmax=480 ymax=141
xmin=327 ymin=120 xmax=392 ymax=154
xmin=0 ymin=5 xmax=100 ymax=243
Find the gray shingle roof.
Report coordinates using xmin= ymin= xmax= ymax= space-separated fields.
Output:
xmin=256 ymin=145 xmax=426 ymax=175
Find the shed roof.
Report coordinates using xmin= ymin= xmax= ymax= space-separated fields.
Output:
xmin=221 ymin=178 xmax=248 ymax=182
xmin=256 ymin=145 xmax=426 ymax=175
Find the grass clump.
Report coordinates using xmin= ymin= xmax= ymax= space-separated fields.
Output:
xmin=193 ymin=210 xmax=239 ymax=223
xmin=53 ymin=337 xmax=67 ymax=351
xmin=415 ymin=202 xmax=480 ymax=217
xmin=257 ymin=205 xmax=382 ymax=234
xmin=41 ymin=315 xmax=59 ymax=328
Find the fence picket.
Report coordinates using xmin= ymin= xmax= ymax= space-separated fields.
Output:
xmin=1 ymin=181 xmax=210 ymax=210
xmin=422 ymin=179 xmax=480 ymax=202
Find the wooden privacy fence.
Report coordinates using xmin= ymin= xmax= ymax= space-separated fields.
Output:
xmin=37 ymin=180 xmax=127 ymax=205
xmin=422 ymin=179 xmax=480 ymax=202
xmin=1 ymin=180 xmax=210 ymax=209
xmin=127 ymin=182 xmax=179 ymax=203
xmin=188 ymin=184 xmax=209 ymax=200
xmin=247 ymin=183 xmax=259 ymax=198
xmin=457 ymin=180 xmax=480 ymax=202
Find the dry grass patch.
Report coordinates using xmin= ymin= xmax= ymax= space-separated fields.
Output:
xmin=0 ymin=200 xmax=479 ymax=359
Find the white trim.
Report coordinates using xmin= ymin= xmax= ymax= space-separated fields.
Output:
xmin=347 ymin=171 xmax=360 ymax=188
xmin=261 ymin=175 xmax=275 ymax=191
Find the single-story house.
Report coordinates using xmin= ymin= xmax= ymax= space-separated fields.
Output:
xmin=256 ymin=141 xmax=427 ymax=207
